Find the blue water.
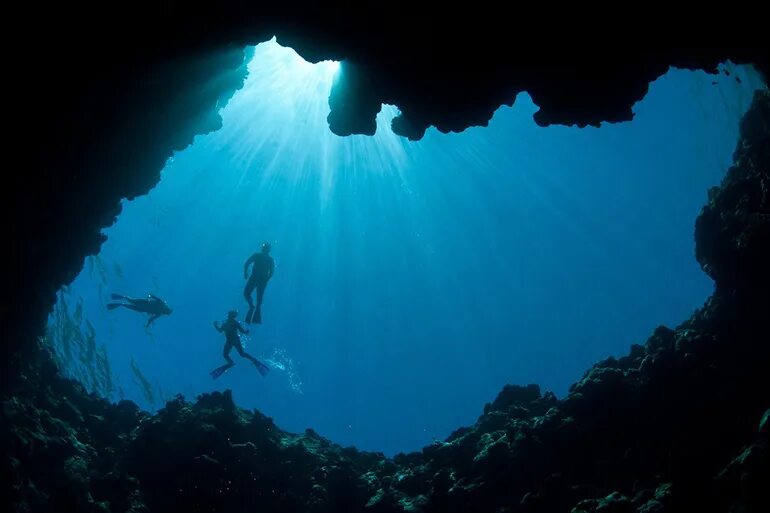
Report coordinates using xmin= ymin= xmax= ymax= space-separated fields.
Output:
xmin=56 ymin=40 xmax=764 ymax=455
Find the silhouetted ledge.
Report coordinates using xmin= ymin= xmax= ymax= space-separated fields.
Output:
xmin=3 ymin=91 xmax=768 ymax=513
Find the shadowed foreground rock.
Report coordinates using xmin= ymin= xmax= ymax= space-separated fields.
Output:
xmin=3 ymin=91 xmax=768 ymax=512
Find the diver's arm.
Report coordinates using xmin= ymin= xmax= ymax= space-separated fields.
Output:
xmin=146 ymin=314 xmax=160 ymax=327
xmin=268 ymin=258 xmax=275 ymax=279
xmin=213 ymin=321 xmax=222 ymax=332
xmin=243 ymin=254 xmax=256 ymax=279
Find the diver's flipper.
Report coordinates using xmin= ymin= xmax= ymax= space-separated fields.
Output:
xmin=210 ymin=364 xmax=232 ymax=379
xmin=107 ymin=303 xmax=122 ymax=310
xmin=254 ymin=360 xmax=270 ymax=377
xmin=252 ymin=308 xmax=262 ymax=324
xmin=245 ymin=306 xmax=255 ymax=324
xmin=110 ymin=293 xmax=126 ymax=300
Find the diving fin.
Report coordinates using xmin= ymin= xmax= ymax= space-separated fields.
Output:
xmin=254 ymin=360 xmax=270 ymax=377
xmin=110 ymin=293 xmax=125 ymax=300
xmin=107 ymin=303 xmax=122 ymax=310
xmin=210 ymin=365 xmax=230 ymax=379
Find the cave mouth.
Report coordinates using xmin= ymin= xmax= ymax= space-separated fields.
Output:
xmin=44 ymin=39 xmax=765 ymax=456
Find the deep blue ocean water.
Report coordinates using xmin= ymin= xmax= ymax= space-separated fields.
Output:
xmin=51 ymin=40 xmax=765 ymax=455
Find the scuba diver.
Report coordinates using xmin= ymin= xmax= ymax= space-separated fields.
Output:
xmin=243 ymin=241 xmax=274 ymax=324
xmin=210 ymin=310 xmax=270 ymax=379
xmin=108 ymin=293 xmax=172 ymax=327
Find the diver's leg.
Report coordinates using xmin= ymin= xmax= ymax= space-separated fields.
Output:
xmin=235 ymin=341 xmax=269 ymax=376
xmin=114 ymin=298 xmax=150 ymax=312
xmin=244 ymin=277 xmax=257 ymax=323
xmin=108 ymin=295 xmax=141 ymax=311
xmin=243 ymin=277 xmax=256 ymax=307
xmin=253 ymin=281 xmax=267 ymax=323
xmin=235 ymin=342 xmax=258 ymax=366
xmin=211 ymin=343 xmax=235 ymax=378
xmin=223 ymin=342 xmax=235 ymax=366
xmin=256 ymin=281 xmax=267 ymax=307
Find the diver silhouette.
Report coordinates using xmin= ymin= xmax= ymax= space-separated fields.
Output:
xmin=210 ymin=310 xmax=269 ymax=379
xmin=243 ymin=241 xmax=274 ymax=324
xmin=108 ymin=293 xmax=172 ymax=327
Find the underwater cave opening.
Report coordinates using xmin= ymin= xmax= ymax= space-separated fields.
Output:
xmin=45 ymin=38 xmax=766 ymax=456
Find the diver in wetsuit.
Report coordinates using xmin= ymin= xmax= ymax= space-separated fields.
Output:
xmin=243 ymin=241 xmax=274 ymax=324
xmin=108 ymin=293 xmax=172 ymax=327
xmin=210 ymin=310 xmax=269 ymax=379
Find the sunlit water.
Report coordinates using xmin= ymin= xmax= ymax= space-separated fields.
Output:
xmin=51 ymin=39 xmax=765 ymax=455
